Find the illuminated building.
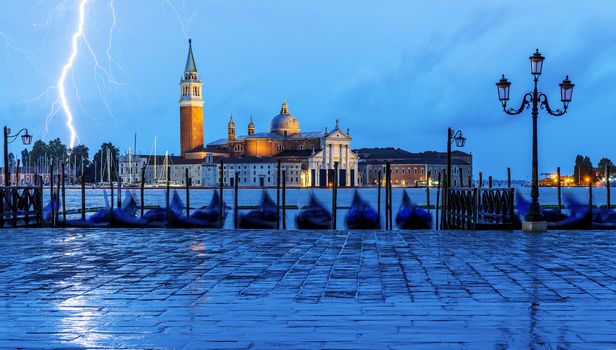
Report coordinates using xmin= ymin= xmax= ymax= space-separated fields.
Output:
xmin=206 ymin=102 xmax=359 ymax=187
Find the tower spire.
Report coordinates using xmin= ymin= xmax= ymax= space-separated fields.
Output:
xmin=185 ymin=38 xmax=197 ymax=73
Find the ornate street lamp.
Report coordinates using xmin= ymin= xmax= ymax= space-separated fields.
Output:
xmin=496 ymin=49 xmax=574 ymax=232
xmin=3 ymin=126 xmax=32 ymax=186
xmin=447 ymin=128 xmax=466 ymax=187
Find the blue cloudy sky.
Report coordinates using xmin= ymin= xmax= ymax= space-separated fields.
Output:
xmin=0 ymin=0 xmax=614 ymax=179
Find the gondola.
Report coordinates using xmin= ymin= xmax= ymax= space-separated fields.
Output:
xmin=549 ymin=195 xmax=592 ymax=229
xmin=168 ymin=191 xmax=227 ymax=228
xmin=296 ymin=192 xmax=332 ymax=229
xmin=516 ymin=193 xmax=591 ymax=230
xmin=57 ymin=190 xmax=114 ymax=227
xmin=345 ymin=190 xmax=380 ymax=230
xmin=238 ymin=191 xmax=277 ymax=229
xmin=592 ymin=208 xmax=616 ymax=229
xmin=109 ymin=191 xmax=155 ymax=228
xmin=516 ymin=192 xmax=567 ymax=222
xmin=113 ymin=190 xmax=183 ymax=228
xmin=395 ymin=190 xmax=432 ymax=229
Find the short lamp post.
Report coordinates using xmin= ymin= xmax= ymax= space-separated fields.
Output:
xmin=496 ymin=49 xmax=574 ymax=232
xmin=447 ymin=128 xmax=466 ymax=187
xmin=3 ymin=126 xmax=32 ymax=186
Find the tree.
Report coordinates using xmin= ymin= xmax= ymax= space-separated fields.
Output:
xmin=584 ymin=156 xmax=596 ymax=184
xmin=573 ymin=155 xmax=595 ymax=185
xmin=20 ymin=148 xmax=30 ymax=167
xmin=7 ymin=153 xmax=15 ymax=169
xmin=90 ymin=142 xmax=120 ymax=182
xmin=47 ymin=138 xmax=68 ymax=165
xmin=598 ymin=158 xmax=614 ymax=177
xmin=69 ymin=144 xmax=90 ymax=178
xmin=30 ymin=140 xmax=47 ymax=164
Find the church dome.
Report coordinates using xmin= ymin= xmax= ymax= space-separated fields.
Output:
xmin=270 ymin=101 xmax=300 ymax=136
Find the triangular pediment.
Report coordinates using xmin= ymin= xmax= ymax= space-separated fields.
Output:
xmin=325 ymin=129 xmax=351 ymax=140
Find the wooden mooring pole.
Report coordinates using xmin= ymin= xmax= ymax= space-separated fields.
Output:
xmin=557 ymin=167 xmax=562 ymax=212
xmin=234 ymin=171 xmax=239 ymax=229
xmin=489 ymin=176 xmax=493 ymax=189
xmin=426 ymin=171 xmax=431 ymax=211
xmin=49 ymin=165 xmax=54 ymax=227
xmin=140 ymin=167 xmax=145 ymax=218
xmin=388 ymin=164 xmax=393 ymax=230
xmin=38 ymin=175 xmax=44 ymax=227
xmin=589 ymin=178 xmax=593 ymax=211
xmin=507 ymin=167 xmax=511 ymax=188
xmin=276 ymin=160 xmax=281 ymax=230
xmin=81 ymin=176 xmax=86 ymax=221
xmin=440 ymin=174 xmax=447 ymax=229
xmin=607 ymin=165 xmax=611 ymax=209
xmin=117 ymin=174 xmax=122 ymax=209
xmin=166 ymin=166 xmax=170 ymax=223
xmin=61 ymin=162 xmax=66 ymax=223
xmin=436 ymin=172 xmax=441 ymax=230
xmin=282 ymin=170 xmax=287 ymax=230
xmin=185 ymin=168 xmax=190 ymax=217
xmin=385 ymin=162 xmax=390 ymax=230
xmin=55 ymin=174 xmax=60 ymax=225
xmin=332 ymin=163 xmax=338 ymax=230
xmin=377 ymin=170 xmax=382 ymax=221
xmin=110 ymin=179 xmax=114 ymax=211
xmin=219 ymin=159 xmax=224 ymax=228
xmin=478 ymin=172 xmax=483 ymax=188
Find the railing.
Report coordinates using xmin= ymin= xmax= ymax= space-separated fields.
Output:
xmin=445 ymin=187 xmax=516 ymax=230
xmin=0 ymin=186 xmax=43 ymax=228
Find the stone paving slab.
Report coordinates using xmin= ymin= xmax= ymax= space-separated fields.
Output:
xmin=1 ymin=228 xmax=616 ymax=348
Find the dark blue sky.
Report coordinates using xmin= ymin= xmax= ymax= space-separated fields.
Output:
xmin=1 ymin=1 xmax=614 ymax=179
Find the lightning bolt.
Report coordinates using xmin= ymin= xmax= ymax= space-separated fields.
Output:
xmin=3 ymin=0 xmax=189 ymax=148
xmin=57 ymin=0 xmax=89 ymax=148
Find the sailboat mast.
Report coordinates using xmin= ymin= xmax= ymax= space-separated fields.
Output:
xmin=154 ymin=136 xmax=157 ymax=185
xmin=128 ymin=148 xmax=132 ymax=184
xmin=107 ymin=147 xmax=112 ymax=185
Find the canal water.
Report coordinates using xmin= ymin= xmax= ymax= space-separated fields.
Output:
xmin=46 ymin=186 xmax=611 ymax=229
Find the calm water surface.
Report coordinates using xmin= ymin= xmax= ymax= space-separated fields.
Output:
xmin=45 ymin=186 xmax=611 ymax=229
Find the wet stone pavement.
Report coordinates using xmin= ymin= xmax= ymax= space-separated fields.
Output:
xmin=0 ymin=229 xmax=616 ymax=349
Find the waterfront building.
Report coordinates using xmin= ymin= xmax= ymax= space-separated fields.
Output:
xmin=201 ymin=157 xmax=305 ymax=187
xmin=118 ymin=154 xmax=203 ymax=186
xmin=356 ymin=148 xmax=473 ymax=187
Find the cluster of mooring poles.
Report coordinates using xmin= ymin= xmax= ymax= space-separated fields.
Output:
xmin=7 ymin=156 xmax=613 ymax=230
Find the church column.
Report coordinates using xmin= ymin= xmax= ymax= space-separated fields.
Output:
xmin=346 ymin=145 xmax=350 ymax=186
xmin=322 ymin=143 xmax=327 ymax=185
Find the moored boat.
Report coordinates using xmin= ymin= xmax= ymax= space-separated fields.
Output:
xmin=296 ymin=192 xmax=332 ymax=230
xmin=345 ymin=190 xmax=380 ymax=230
xmin=238 ymin=191 xmax=277 ymax=229
xmin=395 ymin=190 xmax=432 ymax=230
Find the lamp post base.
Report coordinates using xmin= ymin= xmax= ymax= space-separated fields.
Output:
xmin=522 ymin=220 xmax=548 ymax=233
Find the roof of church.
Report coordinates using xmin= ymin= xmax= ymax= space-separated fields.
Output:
xmin=218 ymin=156 xmax=302 ymax=164
xmin=185 ymin=39 xmax=197 ymax=73
xmin=270 ymin=101 xmax=300 ymax=135
xmin=275 ymin=149 xmax=323 ymax=157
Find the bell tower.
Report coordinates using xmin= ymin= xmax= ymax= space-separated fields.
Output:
xmin=228 ymin=115 xmax=235 ymax=141
xmin=179 ymin=39 xmax=204 ymax=158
